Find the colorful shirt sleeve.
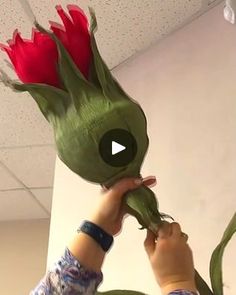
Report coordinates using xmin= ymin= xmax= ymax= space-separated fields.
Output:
xmin=30 ymin=247 xmax=103 ymax=295
xmin=30 ymin=248 xmax=197 ymax=295
xmin=169 ymin=290 xmax=198 ymax=295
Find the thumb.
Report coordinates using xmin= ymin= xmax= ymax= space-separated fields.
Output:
xmin=144 ymin=229 xmax=156 ymax=256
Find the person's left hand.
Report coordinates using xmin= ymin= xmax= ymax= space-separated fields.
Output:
xmin=90 ymin=176 xmax=157 ymax=236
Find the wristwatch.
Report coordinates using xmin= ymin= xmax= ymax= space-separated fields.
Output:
xmin=78 ymin=220 xmax=114 ymax=252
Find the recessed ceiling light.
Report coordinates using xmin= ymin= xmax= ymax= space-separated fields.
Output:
xmin=224 ymin=0 xmax=236 ymax=24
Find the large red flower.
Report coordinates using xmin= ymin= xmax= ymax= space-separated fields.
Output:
xmin=0 ymin=4 xmax=91 ymax=88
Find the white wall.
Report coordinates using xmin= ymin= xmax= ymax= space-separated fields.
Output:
xmin=47 ymin=3 xmax=236 ymax=294
xmin=0 ymin=219 xmax=50 ymax=295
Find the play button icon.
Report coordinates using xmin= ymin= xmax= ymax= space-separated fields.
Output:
xmin=112 ymin=141 xmax=126 ymax=155
xmin=99 ymin=129 xmax=137 ymax=167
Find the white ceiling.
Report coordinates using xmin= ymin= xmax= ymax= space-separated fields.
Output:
xmin=0 ymin=0 xmax=224 ymax=221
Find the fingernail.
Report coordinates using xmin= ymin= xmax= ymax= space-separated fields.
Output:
xmin=134 ymin=178 xmax=143 ymax=185
xmin=143 ymin=176 xmax=156 ymax=182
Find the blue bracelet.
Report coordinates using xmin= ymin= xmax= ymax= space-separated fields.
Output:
xmin=78 ymin=220 xmax=114 ymax=252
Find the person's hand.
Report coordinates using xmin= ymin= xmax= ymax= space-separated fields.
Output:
xmin=144 ymin=221 xmax=197 ymax=295
xmin=90 ymin=176 xmax=157 ymax=236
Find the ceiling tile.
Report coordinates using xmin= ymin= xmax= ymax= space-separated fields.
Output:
xmin=0 ymin=189 xmax=49 ymax=221
xmin=0 ymin=0 xmax=215 ymax=72
xmin=30 ymin=188 xmax=53 ymax=213
xmin=0 ymin=89 xmax=54 ymax=147
xmin=0 ymin=163 xmax=23 ymax=190
xmin=89 ymin=0 xmax=202 ymax=68
xmin=0 ymin=146 xmax=56 ymax=188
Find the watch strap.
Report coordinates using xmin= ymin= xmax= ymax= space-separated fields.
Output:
xmin=78 ymin=220 xmax=114 ymax=252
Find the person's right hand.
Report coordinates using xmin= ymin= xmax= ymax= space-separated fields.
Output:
xmin=144 ymin=221 xmax=197 ymax=295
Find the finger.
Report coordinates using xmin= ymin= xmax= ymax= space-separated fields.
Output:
xmin=144 ymin=230 xmax=156 ymax=256
xmin=157 ymin=221 xmax=171 ymax=239
xmin=181 ymin=232 xmax=189 ymax=242
xmin=119 ymin=206 xmax=127 ymax=219
xmin=170 ymin=222 xmax=182 ymax=238
xmin=109 ymin=177 xmax=143 ymax=198
xmin=142 ymin=176 xmax=157 ymax=188
xmin=100 ymin=184 xmax=108 ymax=193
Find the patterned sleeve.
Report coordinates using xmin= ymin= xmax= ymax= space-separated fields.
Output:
xmin=30 ymin=247 xmax=103 ymax=295
xmin=169 ymin=290 xmax=198 ymax=295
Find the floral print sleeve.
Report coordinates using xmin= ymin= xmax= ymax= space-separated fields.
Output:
xmin=169 ymin=290 xmax=198 ymax=295
xmin=30 ymin=248 xmax=197 ymax=295
xmin=30 ymin=247 xmax=103 ymax=295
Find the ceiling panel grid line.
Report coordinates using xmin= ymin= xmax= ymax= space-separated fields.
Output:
xmin=0 ymin=160 xmax=51 ymax=216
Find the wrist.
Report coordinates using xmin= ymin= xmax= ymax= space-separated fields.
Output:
xmin=89 ymin=215 xmax=113 ymax=236
xmin=68 ymin=232 xmax=105 ymax=273
xmin=79 ymin=220 xmax=114 ymax=252
xmin=160 ymin=280 xmax=197 ymax=295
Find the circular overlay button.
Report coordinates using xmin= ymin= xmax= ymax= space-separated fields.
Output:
xmin=99 ymin=129 xmax=137 ymax=167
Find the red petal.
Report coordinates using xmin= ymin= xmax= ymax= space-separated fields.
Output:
xmin=0 ymin=44 xmax=16 ymax=65
xmin=49 ymin=21 xmax=68 ymax=44
xmin=6 ymin=39 xmax=13 ymax=46
xmin=53 ymin=4 xmax=91 ymax=79
xmin=13 ymin=30 xmax=24 ymax=45
xmin=55 ymin=5 xmax=74 ymax=33
xmin=32 ymin=29 xmax=51 ymax=45
xmin=0 ymin=42 xmax=10 ymax=52
xmin=17 ymin=37 xmax=60 ymax=87
xmin=1 ymin=28 xmax=61 ymax=87
xmin=48 ymin=20 xmax=65 ymax=32
xmin=67 ymin=4 xmax=89 ymax=33
xmin=5 ymin=29 xmax=23 ymax=49
xmin=31 ymin=28 xmax=41 ymax=43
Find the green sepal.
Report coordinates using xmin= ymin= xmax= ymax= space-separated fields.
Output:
xmin=12 ymin=82 xmax=69 ymax=121
xmin=210 ymin=212 xmax=236 ymax=295
xmin=34 ymin=21 xmax=97 ymax=112
xmin=88 ymin=53 xmax=102 ymax=89
xmin=125 ymin=185 xmax=163 ymax=233
xmin=195 ymin=269 xmax=213 ymax=295
xmin=88 ymin=7 xmax=131 ymax=100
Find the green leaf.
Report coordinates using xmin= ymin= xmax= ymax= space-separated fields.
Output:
xmin=195 ymin=269 xmax=213 ymax=295
xmin=210 ymin=212 xmax=236 ymax=295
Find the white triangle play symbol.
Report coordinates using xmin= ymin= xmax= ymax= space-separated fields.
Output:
xmin=112 ymin=141 xmax=126 ymax=155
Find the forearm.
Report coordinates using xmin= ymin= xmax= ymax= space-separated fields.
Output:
xmin=161 ymin=281 xmax=197 ymax=295
xmin=67 ymin=231 xmax=106 ymax=273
